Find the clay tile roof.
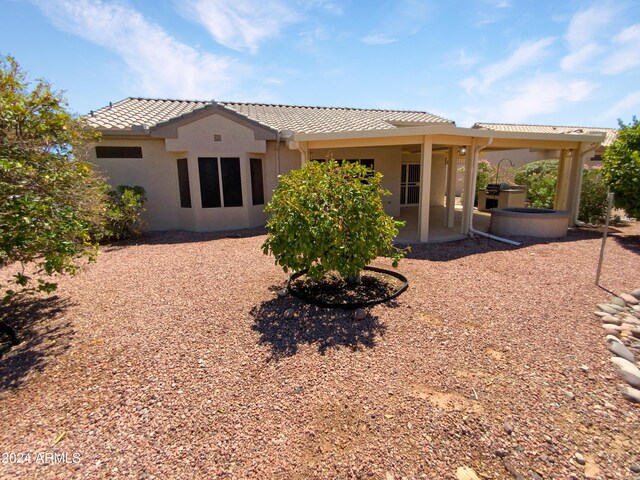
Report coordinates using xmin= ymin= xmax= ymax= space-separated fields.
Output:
xmin=472 ymin=122 xmax=617 ymax=146
xmin=85 ymin=97 xmax=453 ymax=134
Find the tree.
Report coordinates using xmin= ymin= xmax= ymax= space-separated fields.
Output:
xmin=513 ymin=159 xmax=558 ymax=208
xmin=602 ymin=117 xmax=640 ymax=220
xmin=0 ymin=55 xmax=106 ymax=305
xmin=262 ymin=160 xmax=407 ymax=281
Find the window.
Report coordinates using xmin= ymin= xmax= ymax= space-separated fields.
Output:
xmin=250 ymin=158 xmax=265 ymax=205
xmin=95 ymin=146 xmax=143 ymax=158
xmin=197 ymin=157 xmax=243 ymax=208
xmin=198 ymin=157 xmax=221 ymax=208
xmin=220 ymin=158 xmax=243 ymax=207
xmin=176 ymin=158 xmax=191 ymax=208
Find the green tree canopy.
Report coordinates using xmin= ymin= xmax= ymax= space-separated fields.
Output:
xmin=0 ymin=55 xmax=106 ymax=303
xmin=262 ymin=160 xmax=407 ymax=281
xmin=602 ymin=117 xmax=640 ymax=220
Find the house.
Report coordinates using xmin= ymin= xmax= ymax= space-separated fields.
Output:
xmin=86 ymin=98 xmax=607 ymax=243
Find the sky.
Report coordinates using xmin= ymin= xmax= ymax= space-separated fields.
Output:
xmin=2 ymin=0 xmax=639 ymax=128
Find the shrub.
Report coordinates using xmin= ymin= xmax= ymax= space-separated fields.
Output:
xmin=475 ymin=160 xmax=496 ymax=197
xmin=262 ymin=160 xmax=407 ymax=281
xmin=514 ymin=159 xmax=558 ymax=208
xmin=579 ymin=169 xmax=609 ymax=224
xmin=101 ymin=185 xmax=147 ymax=241
xmin=602 ymin=117 xmax=640 ymax=219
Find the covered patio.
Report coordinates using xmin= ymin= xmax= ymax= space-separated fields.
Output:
xmin=288 ymin=125 xmax=606 ymax=243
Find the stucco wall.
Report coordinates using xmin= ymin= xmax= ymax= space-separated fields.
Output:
xmin=309 ymin=146 xmax=403 ymax=217
xmin=430 ymin=153 xmax=447 ymax=207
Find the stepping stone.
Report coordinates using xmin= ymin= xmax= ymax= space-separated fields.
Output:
xmin=602 ymin=315 xmax=623 ymax=325
xmin=611 ymin=357 xmax=640 ymax=389
xmin=631 ymin=288 xmax=640 ymax=300
xmin=609 ymin=342 xmax=636 ymax=363
xmin=606 ymin=334 xmax=623 ymax=344
xmin=611 ymin=297 xmax=627 ymax=307
xmin=618 ymin=385 xmax=640 ymax=403
xmin=597 ymin=304 xmax=620 ymax=315
xmin=620 ymin=293 xmax=639 ymax=305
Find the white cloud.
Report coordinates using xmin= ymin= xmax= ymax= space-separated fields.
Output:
xmin=299 ymin=0 xmax=343 ymax=15
xmin=32 ymin=0 xmax=247 ymax=100
xmin=465 ymin=37 xmax=555 ymax=93
xmin=455 ymin=49 xmax=479 ymax=67
xmin=361 ymin=34 xmax=397 ymax=45
xmin=603 ymin=90 xmax=640 ymax=120
xmin=603 ymin=24 xmax=640 ymax=74
xmin=177 ymin=0 xmax=298 ymax=54
xmin=498 ymin=74 xmax=595 ymax=122
xmin=560 ymin=3 xmax=617 ymax=71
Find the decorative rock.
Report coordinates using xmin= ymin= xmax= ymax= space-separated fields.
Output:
xmin=597 ymin=304 xmax=619 ymax=315
xmin=602 ymin=315 xmax=623 ymax=325
xmin=283 ymin=308 xmax=294 ymax=319
xmin=575 ymin=452 xmax=585 ymax=465
xmin=630 ymin=463 xmax=640 ymax=473
xmin=618 ymin=385 xmax=640 ymax=404
xmin=579 ymin=365 xmax=589 ymax=372
xmin=495 ymin=449 xmax=508 ymax=458
xmin=594 ymin=311 xmax=609 ymax=317
xmin=603 ymin=324 xmax=622 ymax=337
xmin=611 ymin=296 xmax=627 ymax=307
xmin=620 ymin=293 xmax=640 ymax=305
xmin=503 ymin=420 xmax=514 ymax=434
xmin=610 ymin=357 xmax=640 ymax=389
xmin=631 ymin=288 xmax=640 ymax=300
xmin=610 ymin=303 xmax=625 ymax=311
xmin=606 ymin=334 xmax=623 ymax=344
xmin=276 ymin=288 xmax=288 ymax=297
xmin=456 ymin=466 xmax=481 ymax=480
xmin=622 ymin=316 xmax=640 ymax=326
xmin=630 ymin=327 xmax=640 ymax=339
xmin=609 ymin=342 xmax=636 ymax=363
xmin=353 ymin=308 xmax=367 ymax=321
xmin=634 ymin=304 xmax=640 ymax=310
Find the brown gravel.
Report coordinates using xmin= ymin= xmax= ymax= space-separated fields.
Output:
xmin=1 ymin=222 xmax=639 ymax=479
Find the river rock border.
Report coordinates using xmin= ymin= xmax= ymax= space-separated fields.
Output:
xmin=594 ymin=288 xmax=640 ymax=404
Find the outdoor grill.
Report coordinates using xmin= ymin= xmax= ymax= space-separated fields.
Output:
xmin=485 ymin=183 xmax=501 ymax=195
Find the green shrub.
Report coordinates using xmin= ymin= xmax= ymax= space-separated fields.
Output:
xmin=514 ymin=159 xmax=558 ymax=208
xmin=476 ymin=160 xmax=496 ymax=197
xmin=262 ymin=160 xmax=407 ymax=281
xmin=101 ymin=185 xmax=147 ymax=241
xmin=602 ymin=117 xmax=640 ymax=219
xmin=579 ymin=169 xmax=609 ymax=224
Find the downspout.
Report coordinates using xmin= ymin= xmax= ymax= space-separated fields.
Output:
xmin=468 ymin=137 xmax=521 ymax=246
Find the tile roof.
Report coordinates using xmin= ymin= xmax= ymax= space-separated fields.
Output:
xmin=85 ymin=97 xmax=453 ymax=134
xmin=473 ymin=122 xmax=617 ymax=146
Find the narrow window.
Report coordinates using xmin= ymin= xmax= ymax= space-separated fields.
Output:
xmin=250 ymin=158 xmax=265 ymax=205
xmin=198 ymin=157 xmax=221 ymax=208
xmin=176 ymin=158 xmax=191 ymax=208
xmin=220 ymin=157 xmax=243 ymax=207
xmin=95 ymin=146 xmax=143 ymax=158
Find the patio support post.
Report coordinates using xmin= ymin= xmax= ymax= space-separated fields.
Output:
xmin=446 ymin=146 xmax=456 ymax=228
xmin=418 ymin=136 xmax=433 ymax=242
xmin=554 ymin=149 xmax=569 ymax=210
xmin=461 ymin=140 xmax=475 ymax=235
xmin=566 ymin=143 xmax=584 ymax=226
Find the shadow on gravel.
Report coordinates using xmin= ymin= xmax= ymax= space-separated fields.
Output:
xmin=250 ymin=294 xmax=386 ymax=360
xmin=102 ymin=228 xmax=268 ymax=250
xmin=0 ymin=295 xmax=74 ymax=390
xmin=403 ymin=227 xmax=603 ymax=262
xmin=613 ymin=233 xmax=640 ymax=256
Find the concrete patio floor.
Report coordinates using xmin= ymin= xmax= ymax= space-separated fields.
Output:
xmin=395 ymin=205 xmax=491 ymax=243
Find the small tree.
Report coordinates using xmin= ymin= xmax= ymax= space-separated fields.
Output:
xmin=514 ymin=159 xmax=558 ymax=208
xmin=101 ymin=185 xmax=147 ymax=241
xmin=579 ymin=168 xmax=609 ymax=224
xmin=262 ymin=160 xmax=407 ymax=281
xmin=0 ymin=56 xmax=106 ymax=305
xmin=602 ymin=117 xmax=640 ymax=219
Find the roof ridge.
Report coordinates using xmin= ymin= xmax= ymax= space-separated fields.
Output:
xmin=475 ymin=121 xmax=615 ymax=130
xmin=220 ymin=100 xmax=433 ymax=114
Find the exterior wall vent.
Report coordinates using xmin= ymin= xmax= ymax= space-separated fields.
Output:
xmin=214 ymin=134 xmax=222 ymax=142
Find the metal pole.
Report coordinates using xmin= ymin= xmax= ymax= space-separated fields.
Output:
xmin=595 ymin=190 xmax=614 ymax=286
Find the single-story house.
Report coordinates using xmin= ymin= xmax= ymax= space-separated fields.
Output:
xmin=86 ymin=98 xmax=607 ymax=243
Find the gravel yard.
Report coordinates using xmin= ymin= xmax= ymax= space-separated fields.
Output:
xmin=1 ymin=222 xmax=639 ymax=479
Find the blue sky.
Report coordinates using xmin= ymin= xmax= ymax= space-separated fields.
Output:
xmin=2 ymin=0 xmax=639 ymax=127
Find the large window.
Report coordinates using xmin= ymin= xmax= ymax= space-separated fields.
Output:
xmin=176 ymin=158 xmax=191 ymax=208
xmin=197 ymin=157 xmax=243 ymax=208
xmin=250 ymin=158 xmax=264 ymax=205
xmin=95 ymin=146 xmax=143 ymax=158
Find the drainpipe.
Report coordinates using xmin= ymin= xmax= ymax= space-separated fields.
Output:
xmin=468 ymin=138 xmax=521 ymax=246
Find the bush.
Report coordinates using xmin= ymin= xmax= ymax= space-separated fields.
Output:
xmin=476 ymin=160 xmax=496 ymax=197
xmin=602 ymin=117 xmax=640 ymax=219
xmin=262 ymin=160 xmax=407 ymax=281
xmin=1 ymin=55 xmax=106 ymax=304
xmin=514 ymin=159 xmax=558 ymax=208
xmin=101 ymin=185 xmax=147 ymax=241
xmin=579 ymin=169 xmax=609 ymax=224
